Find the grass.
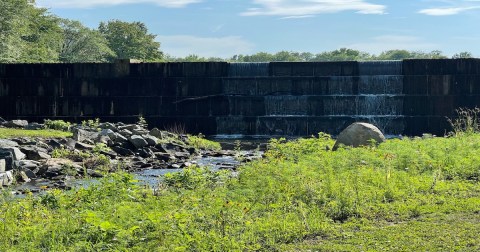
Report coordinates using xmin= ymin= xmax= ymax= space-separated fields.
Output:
xmin=0 ymin=128 xmax=72 ymax=138
xmin=187 ymin=135 xmax=222 ymax=151
xmin=0 ymin=132 xmax=480 ymax=251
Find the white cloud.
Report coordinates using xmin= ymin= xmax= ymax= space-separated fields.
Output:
xmin=158 ymin=35 xmax=255 ymax=58
xmin=241 ymin=0 xmax=386 ymax=17
xmin=418 ymin=6 xmax=480 ymax=15
xmin=36 ymin=0 xmax=200 ymax=8
xmin=347 ymin=35 xmax=439 ymax=54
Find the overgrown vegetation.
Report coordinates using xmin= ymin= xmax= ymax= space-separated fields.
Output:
xmin=187 ymin=134 xmax=221 ymax=151
xmin=44 ymin=119 xmax=71 ymax=131
xmin=0 ymin=128 xmax=72 ymax=138
xmin=1 ymin=131 xmax=480 ymax=250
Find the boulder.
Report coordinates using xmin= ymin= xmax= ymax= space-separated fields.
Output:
xmin=19 ymin=146 xmax=51 ymax=160
xmin=333 ymin=122 xmax=385 ymax=151
xmin=149 ymin=128 xmax=162 ymax=138
xmin=119 ymin=129 xmax=133 ymax=138
xmin=73 ymin=128 xmax=99 ymax=142
xmin=25 ymin=122 xmax=43 ymax=130
xmin=0 ymin=159 xmax=5 ymax=172
xmin=0 ymin=152 xmax=14 ymax=171
xmin=143 ymin=135 xmax=158 ymax=146
xmin=0 ymin=117 xmax=6 ymax=125
xmin=0 ymin=139 xmax=19 ymax=148
xmin=129 ymin=135 xmax=148 ymax=149
xmin=0 ymin=147 xmax=26 ymax=160
xmin=111 ymin=146 xmax=134 ymax=156
xmin=0 ymin=171 xmax=14 ymax=186
xmin=4 ymin=120 xmax=28 ymax=128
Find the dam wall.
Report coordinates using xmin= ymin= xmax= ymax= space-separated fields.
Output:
xmin=1 ymin=59 xmax=479 ymax=136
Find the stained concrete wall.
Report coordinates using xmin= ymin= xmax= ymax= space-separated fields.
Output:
xmin=0 ymin=59 xmax=479 ymax=136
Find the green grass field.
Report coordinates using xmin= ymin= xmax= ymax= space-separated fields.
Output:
xmin=1 ymin=132 xmax=479 ymax=251
xmin=0 ymin=128 xmax=72 ymax=139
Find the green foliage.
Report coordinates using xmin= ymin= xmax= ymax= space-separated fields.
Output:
xmin=59 ymin=19 xmax=115 ymax=63
xmin=447 ymin=107 xmax=480 ymax=135
xmin=82 ymin=118 xmax=100 ymax=129
xmin=1 ymin=134 xmax=480 ymax=250
xmin=187 ymin=135 xmax=221 ymax=151
xmin=44 ymin=119 xmax=71 ymax=131
xmin=98 ymin=20 xmax=163 ymax=62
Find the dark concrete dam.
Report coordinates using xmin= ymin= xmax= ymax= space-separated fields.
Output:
xmin=1 ymin=59 xmax=480 ymax=137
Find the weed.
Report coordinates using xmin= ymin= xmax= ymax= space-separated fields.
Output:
xmin=43 ymin=119 xmax=71 ymax=131
xmin=447 ymin=107 xmax=480 ymax=135
xmin=187 ymin=135 xmax=221 ymax=151
xmin=82 ymin=118 xmax=100 ymax=129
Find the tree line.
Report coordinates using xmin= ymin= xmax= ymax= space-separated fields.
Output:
xmin=0 ymin=0 xmax=474 ymax=63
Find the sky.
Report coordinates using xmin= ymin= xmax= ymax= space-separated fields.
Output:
xmin=35 ymin=0 xmax=480 ymax=58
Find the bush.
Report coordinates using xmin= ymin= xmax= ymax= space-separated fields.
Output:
xmin=43 ymin=119 xmax=71 ymax=131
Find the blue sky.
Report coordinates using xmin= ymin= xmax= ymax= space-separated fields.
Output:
xmin=36 ymin=0 xmax=480 ymax=58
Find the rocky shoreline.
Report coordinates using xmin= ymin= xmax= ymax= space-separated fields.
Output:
xmin=0 ymin=119 xmax=262 ymax=193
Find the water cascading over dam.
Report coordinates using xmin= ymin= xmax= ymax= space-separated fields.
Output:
xmin=216 ymin=61 xmax=404 ymax=137
xmin=1 ymin=59 xmax=480 ymax=137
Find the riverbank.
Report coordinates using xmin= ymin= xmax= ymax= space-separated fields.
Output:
xmin=0 ymin=119 xmax=261 ymax=194
xmin=1 ymin=130 xmax=479 ymax=250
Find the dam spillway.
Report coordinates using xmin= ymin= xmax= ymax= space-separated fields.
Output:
xmin=1 ymin=59 xmax=480 ymax=136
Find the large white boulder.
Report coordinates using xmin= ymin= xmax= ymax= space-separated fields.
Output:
xmin=333 ymin=122 xmax=386 ymax=151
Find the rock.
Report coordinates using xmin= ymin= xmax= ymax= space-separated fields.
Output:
xmin=113 ymin=132 xmax=128 ymax=143
xmin=0 ymin=117 xmax=6 ymax=125
xmin=46 ymin=139 xmax=63 ymax=149
xmin=174 ymin=152 xmax=190 ymax=159
xmin=18 ymin=171 xmax=31 ymax=183
xmin=18 ymin=160 xmax=40 ymax=170
xmin=137 ymin=148 xmax=153 ymax=158
xmin=4 ymin=120 xmax=28 ymax=128
xmin=0 ymin=147 xmax=26 ymax=160
xmin=155 ymin=152 xmax=175 ymax=162
xmin=19 ymin=146 xmax=51 ymax=160
xmin=99 ymin=122 xmax=117 ymax=131
xmin=119 ymin=129 xmax=133 ymax=137
xmin=0 ymin=152 xmax=15 ymax=171
xmin=65 ymin=138 xmax=77 ymax=149
xmin=75 ymin=142 xmax=94 ymax=150
xmin=21 ymin=168 xmax=36 ymax=179
xmin=39 ymin=158 xmax=82 ymax=177
xmin=170 ymin=164 xmax=181 ymax=169
xmin=333 ymin=122 xmax=386 ymax=151
xmin=118 ymin=124 xmax=140 ymax=131
xmin=25 ymin=122 xmax=43 ymax=130
xmin=0 ymin=171 xmax=14 ymax=186
xmin=95 ymin=135 xmax=111 ymax=144
xmin=0 ymin=139 xmax=19 ymax=148
xmin=73 ymin=128 xmax=100 ymax=142
xmin=0 ymin=159 xmax=5 ymax=172
xmin=129 ymin=135 xmax=148 ymax=149
xmin=111 ymin=146 xmax=134 ymax=156
xmin=143 ymin=135 xmax=158 ymax=146
xmin=149 ymin=128 xmax=162 ymax=138
xmin=87 ymin=169 xmax=103 ymax=178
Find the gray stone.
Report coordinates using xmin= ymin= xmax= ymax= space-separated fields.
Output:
xmin=0 ymin=147 xmax=26 ymax=160
xmin=0 ymin=171 xmax=14 ymax=186
xmin=99 ymin=122 xmax=117 ymax=131
xmin=118 ymin=124 xmax=140 ymax=131
xmin=119 ymin=129 xmax=133 ymax=137
xmin=18 ymin=171 xmax=31 ymax=183
xmin=95 ymin=135 xmax=111 ymax=144
xmin=111 ymin=146 xmax=134 ymax=156
xmin=18 ymin=160 xmax=40 ymax=170
xmin=333 ymin=122 xmax=386 ymax=151
xmin=75 ymin=142 xmax=94 ymax=150
xmin=65 ymin=138 xmax=77 ymax=149
xmin=25 ymin=122 xmax=44 ymax=130
xmin=137 ymin=148 xmax=153 ymax=158
xmin=0 ymin=117 xmax=6 ymax=125
xmin=19 ymin=146 xmax=51 ymax=160
xmin=143 ymin=135 xmax=159 ymax=146
xmin=129 ymin=135 xmax=148 ymax=149
xmin=4 ymin=120 xmax=28 ymax=128
xmin=0 ymin=139 xmax=19 ymax=148
xmin=0 ymin=159 xmax=5 ymax=173
xmin=132 ymin=129 xmax=149 ymax=135
xmin=73 ymin=128 xmax=99 ymax=142
xmin=21 ymin=168 xmax=36 ymax=179
xmin=0 ymin=151 xmax=14 ymax=171
xmin=149 ymin=128 xmax=162 ymax=138
xmin=113 ymin=132 xmax=128 ymax=143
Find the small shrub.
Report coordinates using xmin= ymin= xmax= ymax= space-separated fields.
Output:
xmin=82 ymin=118 xmax=100 ymax=129
xmin=447 ymin=107 xmax=480 ymax=135
xmin=43 ymin=119 xmax=71 ymax=131
xmin=187 ymin=135 xmax=221 ymax=151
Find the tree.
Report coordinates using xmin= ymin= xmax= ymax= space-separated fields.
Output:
xmin=313 ymin=48 xmax=372 ymax=61
xmin=98 ymin=20 xmax=163 ymax=62
xmin=59 ymin=19 xmax=115 ymax=62
xmin=452 ymin=51 xmax=473 ymax=59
